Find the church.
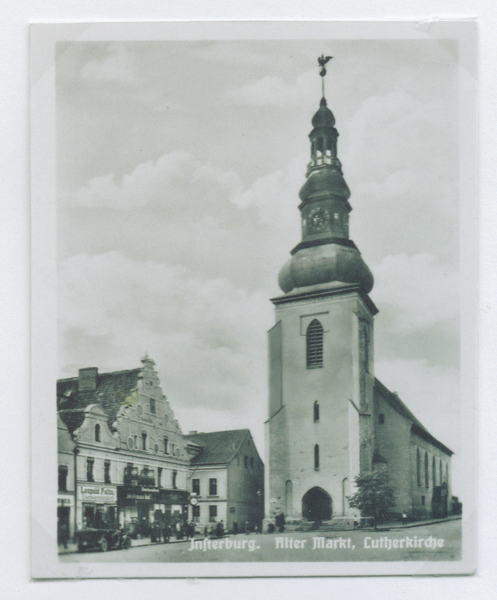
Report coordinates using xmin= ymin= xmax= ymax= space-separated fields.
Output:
xmin=265 ymin=65 xmax=453 ymax=523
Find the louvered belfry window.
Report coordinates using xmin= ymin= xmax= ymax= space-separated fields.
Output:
xmin=307 ymin=319 xmax=324 ymax=368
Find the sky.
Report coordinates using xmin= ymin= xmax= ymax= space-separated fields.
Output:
xmin=56 ymin=39 xmax=462 ymax=495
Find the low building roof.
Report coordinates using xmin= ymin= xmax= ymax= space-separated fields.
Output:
xmin=57 ymin=368 xmax=142 ymax=434
xmin=375 ymin=378 xmax=453 ymax=456
xmin=186 ymin=429 xmax=253 ymax=465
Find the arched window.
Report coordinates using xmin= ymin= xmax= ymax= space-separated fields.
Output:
xmin=314 ymin=444 xmax=320 ymax=470
xmin=424 ymin=452 xmax=429 ymax=488
xmin=313 ymin=401 xmax=320 ymax=423
xmin=416 ymin=448 xmax=421 ymax=486
xmin=307 ymin=319 xmax=324 ymax=369
xmin=94 ymin=423 xmax=101 ymax=442
xmin=432 ymin=455 xmax=436 ymax=487
xmin=142 ymin=432 xmax=147 ymax=451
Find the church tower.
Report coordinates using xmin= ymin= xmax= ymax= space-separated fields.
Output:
xmin=266 ymin=58 xmax=378 ymax=521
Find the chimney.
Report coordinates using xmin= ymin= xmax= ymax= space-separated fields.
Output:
xmin=79 ymin=367 xmax=98 ymax=392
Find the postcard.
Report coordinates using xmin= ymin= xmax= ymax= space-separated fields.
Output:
xmin=30 ymin=20 xmax=477 ymax=578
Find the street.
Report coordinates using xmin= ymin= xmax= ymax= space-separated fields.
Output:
xmin=60 ymin=519 xmax=461 ymax=563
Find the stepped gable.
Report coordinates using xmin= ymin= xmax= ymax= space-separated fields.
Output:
xmin=374 ymin=378 xmax=453 ymax=456
xmin=57 ymin=368 xmax=142 ymax=434
xmin=186 ymin=429 xmax=249 ymax=465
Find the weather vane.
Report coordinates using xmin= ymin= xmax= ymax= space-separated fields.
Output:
xmin=318 ymin=54 xmax=333 ymax=98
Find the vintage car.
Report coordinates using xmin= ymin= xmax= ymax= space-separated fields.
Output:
xmin=75 ymin=527 xmax=132 ymax=552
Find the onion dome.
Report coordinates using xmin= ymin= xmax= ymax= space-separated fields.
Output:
xmin=312 ymin=97 xmax=336 ymax=128
xmin=299 ymin=167 xmax=350 ymax=203
xmin=278 ymin=244 xmax=374 ymax=294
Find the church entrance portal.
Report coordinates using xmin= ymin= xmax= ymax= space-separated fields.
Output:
xmin=302 ymin=487 xmax=332 ymax=521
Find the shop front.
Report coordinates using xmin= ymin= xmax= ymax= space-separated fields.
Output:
xmin=118 ymin=487 xmax=188 ymax=538
xmin=77 ymin=483 xmax=118 ymax=530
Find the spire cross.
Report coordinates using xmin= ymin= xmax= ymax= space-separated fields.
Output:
xmin=318 ymin=54 xmax=333 ymax=99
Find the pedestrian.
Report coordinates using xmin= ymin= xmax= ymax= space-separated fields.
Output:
xmin=353 ymin=515 xmax=359 ymax=530
xmin=232 ymin=520 xmax=239 ymax=534
xmin=402 ymin=512 xmax=408 ymax=526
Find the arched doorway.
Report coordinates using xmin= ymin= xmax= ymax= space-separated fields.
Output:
xmin=302 ymin=487 xmax=332 ymax=521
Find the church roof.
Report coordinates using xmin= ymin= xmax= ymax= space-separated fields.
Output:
xmin=57 ymin=368 xmax=142 ymax=434
xmin=186 ymin=429 xmax=252 ymax=465
xmin=374 ymin=378 xmax=453 ymax=456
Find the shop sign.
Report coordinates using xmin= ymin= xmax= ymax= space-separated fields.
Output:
xmin=79 ymin=484 xmax=117 ymax=503
xmin=58 ymin=496 xmax=74 ymax=507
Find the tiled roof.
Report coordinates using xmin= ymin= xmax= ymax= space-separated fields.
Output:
xmin=57 ymin=368 xmax=142 ymax=434
xmin=374 ymin=378 xmax=453 ymax=456
xmin=186 ymin=429 xmax=250 ymax=465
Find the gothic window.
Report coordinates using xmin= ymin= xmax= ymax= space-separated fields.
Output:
xmin=313 ymin=401 xmax=320 ymax=423
xmin=307 ymin=319 xmax=324 ymax=369
xmin=424 ymin=452 xmax=429 ymax=488
xmin=416 ymin=448 xmax=421 ymax=486
xmin=94 ymin=423 xmax=101 ymax=442
xmin=314 ymin=444 xmax=320 ymax=470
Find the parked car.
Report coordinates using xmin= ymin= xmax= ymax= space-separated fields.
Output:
xmin=75 ymin=527 xmax=132 ymax=552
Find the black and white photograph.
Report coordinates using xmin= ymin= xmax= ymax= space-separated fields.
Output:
xmin=30 ymin=20 xmax=477 ymax=578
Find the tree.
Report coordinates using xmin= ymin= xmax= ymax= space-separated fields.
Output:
xmin=347 ymin=468 xmax=396 ymax=527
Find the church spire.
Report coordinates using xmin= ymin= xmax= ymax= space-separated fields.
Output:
xmin=277 ymin=56 xmax=374 ymax=295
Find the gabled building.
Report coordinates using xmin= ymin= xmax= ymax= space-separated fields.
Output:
xmin=186 ymin=430 xmax=264 ymax=532
xmin=57 ymin=354 xmax=190 ymax=535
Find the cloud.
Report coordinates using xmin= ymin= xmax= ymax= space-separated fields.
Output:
xmin=79 ymin=43 xmax=142 ymax=85
xmin=227 ymin=70 xmax=317 ymax=109
xmin=58 ymin=252 xmax=272 ymax=420
xmin=372 ymin=253 xmax=459 ymax=334
xmin=62 ymin=150 xmax=243 ymax=211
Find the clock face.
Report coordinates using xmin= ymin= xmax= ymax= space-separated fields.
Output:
xmin=307 ymin=207 xmax=330 ymax=233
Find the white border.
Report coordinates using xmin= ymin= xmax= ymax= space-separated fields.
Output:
xmin=30 ymin=19 xmax=477 ymax=580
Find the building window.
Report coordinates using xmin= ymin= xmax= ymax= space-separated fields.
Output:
xmin=150 ymin=398 xmax=156 ymax=414
xmin=86 ymin=458 xmax=94 ymax=482
xmin=250 ymin=457 xmax=254 ymax=469
xmin=209 ymin=505 xmax=217 ymax=522
xmin=104 ymin=460 xmax=111 ymax=484
xmin=421 ymin=495 xmax=425 ymax=506
xmin=192 ymin=505 xmax=200 ymax=521
xmin=58 ymin=465 xmax=68 ymax=491
xmin=164 ymin=436 xmax=168 ymax=454
xmin=306 ymin=319 xmax=324 ymax=368
xmin=192 ymin=479 xmax=200 ymax=495
xmin=142 ymin=432 xmax=147 ymax=451
xmin=244 ymin=456 xmax=248 ymax=468
xmin=424 ymin=452 xmax=429 ymax=488
xmin=313 ymin=401 xmax=320 ymax=423
xmin=94 ymin=423 xmax=101 ymax=442
xmin=439 ymin=459 xmax=443 ymax=485
xmin=314 ymin=444 xmax=320 ymax=470
xmin=158 ymin=467 xmax=162 ymax=488
xmin=209 ymin=478 xmax=217 ymax=496
xmin=229 ymin=506 xmax=236 ymax=514
xmin=378 ymin=414 xmax=385 ymax=425
xmin=172 ymin=470 xmax=177 ymax=489
xmin=446 ymin=464 xmax=449 ymax=484
xmin=416 ymin=448 xmax=421 ymax=486
xmin=433 ymin=455 xmax=436 ymax=487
